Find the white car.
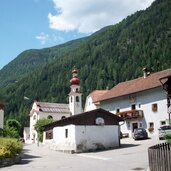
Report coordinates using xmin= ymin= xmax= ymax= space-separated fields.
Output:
xmin=158 ymin=125 xmax=171 ymax=140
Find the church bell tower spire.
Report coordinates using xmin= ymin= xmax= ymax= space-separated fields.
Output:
xmin=69 ymin=67 xmax=82 ymax=115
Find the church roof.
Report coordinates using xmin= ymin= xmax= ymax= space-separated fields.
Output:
xmin=34 ymin=102 xmax=71 ymax=114
xmin=97 ymin=68 xmax=171 ymax=102
xmin=43 ymin=108 xmax=123 ymax=131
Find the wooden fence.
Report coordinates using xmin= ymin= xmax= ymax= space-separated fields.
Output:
xmin=148 ymin=143 xmax=171 ymax=171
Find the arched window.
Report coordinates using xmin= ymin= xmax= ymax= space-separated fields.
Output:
xmin=33 ymin=115 xmax=36 ymax=120
xmin=47 ymin=115 xmax=53 ymax=120
xmin=76 ymin=96 xmax=79 ymax=102
xmin=70 ymin=96 xmax=72 ymax=103
xmin=61 ymin=116 xmax=66 ymax=119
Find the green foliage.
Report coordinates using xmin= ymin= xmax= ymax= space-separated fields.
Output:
xmin=165 ymin=134 xmax=171 ymax=144
xmin=3 ymin=126 xmax=20 ymax=139
xmin=3 ymin=119 xmax=22 ymax=138
xmin=0 ymin=0 xmax=171 ymax=129
xmin=34 ymin=118 xmax=53 ymax=142
xmin=0 ymin=138 xmax=23 ymax=159
xmin=0 ymin=128 xmax=3 ymax=137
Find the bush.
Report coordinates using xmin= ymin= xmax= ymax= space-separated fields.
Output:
xmin=165 ymin=134 xmax=171 ymax=144
xmin=0 ymin=138 xmax=23 ymax=159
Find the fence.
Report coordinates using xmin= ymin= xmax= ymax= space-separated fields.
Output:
xmin=148 ymin=142 xmax=171 ymax=171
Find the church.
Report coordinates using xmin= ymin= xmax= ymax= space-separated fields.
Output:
xmin=26 ymin=68 xmax=122 ymax=152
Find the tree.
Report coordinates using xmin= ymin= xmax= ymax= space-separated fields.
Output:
xmin=3 ymin=119 xmax=22 ymax=138
xmin=34 ymin=118 xmax=53 ymax=142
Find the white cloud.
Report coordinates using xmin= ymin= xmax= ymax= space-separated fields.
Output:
xmin=48 ymin=0 xmax=154 ymax=33
xmin=35 ymin=32 xmax=65 ymax=45
xmin=36 ymin=32 xmax=50 ymax=45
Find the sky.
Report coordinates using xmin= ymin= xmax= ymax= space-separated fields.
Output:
xmin=0 ymin=0 xmax=154 ymax=69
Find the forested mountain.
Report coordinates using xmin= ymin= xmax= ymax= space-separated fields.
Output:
xmin=1 ymin=0 xmax=171 ymax=127
xmin=0 ymin=38 xmax=88 ymax=88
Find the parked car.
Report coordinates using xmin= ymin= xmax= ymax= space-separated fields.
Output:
xmin=133 ymin=128 xmax=148 ymax=140
xmin=158 ymin=125 xmax=171 ymax=140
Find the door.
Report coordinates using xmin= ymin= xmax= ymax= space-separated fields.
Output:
xmin=132 ymin=123 xmax=138 ymax=132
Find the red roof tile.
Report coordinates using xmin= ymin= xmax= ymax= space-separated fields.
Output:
xmin=98 ymin=68 xmax=171 ymax=102
xmin=90 ymin=90 xmax=109 ymax=102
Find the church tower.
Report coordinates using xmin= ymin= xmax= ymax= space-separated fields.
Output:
xmin=69 ymin=68 xmax=82 ymax=115
xmin=0 ymin=102 xmax=5 ymax=129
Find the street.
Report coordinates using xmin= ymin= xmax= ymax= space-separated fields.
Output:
xmin=1 ymin=136 xmax=162 ymax=171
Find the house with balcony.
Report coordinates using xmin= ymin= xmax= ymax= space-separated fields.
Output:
xmin=93 ymin=68 xmax=171 ymax=137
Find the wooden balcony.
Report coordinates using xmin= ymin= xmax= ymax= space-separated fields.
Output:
xmin=117 ymin=110 xmax=144 ymax=120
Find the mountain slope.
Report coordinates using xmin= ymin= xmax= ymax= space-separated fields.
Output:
xmin=0 ymin=37 xmax=88 ymax=88
xmin=2 ymin=0 xmax=171 ymax=127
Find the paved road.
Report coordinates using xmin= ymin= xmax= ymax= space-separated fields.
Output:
xmin=1 ymin=136 xmax=163 ymax=171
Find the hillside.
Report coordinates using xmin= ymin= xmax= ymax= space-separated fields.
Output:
xmin=1 ymin=0 xmax=171 ymax=127
xmin=0 ymin=37 xmax=88 ymax=88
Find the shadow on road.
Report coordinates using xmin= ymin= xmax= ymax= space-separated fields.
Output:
xmin=16 ymin=147 xmax=41 ymax=165
xmin=120 ymin=143 xmax=140 ymax=148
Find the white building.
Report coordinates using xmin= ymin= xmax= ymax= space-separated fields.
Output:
xmin=84 ymin=90 xmax=108 ymax=112
xmin=93 ymin=68 xmax=171 ymax=137
xmin=41 ymin=68 xmax=123 ymax=152
xmin=43 ymin=108 xmax=123 ymax=153
xmin=0 ymin=102 xmax=5 ymax=129
xmin=27 ymin=68 xmax=83 ymax=143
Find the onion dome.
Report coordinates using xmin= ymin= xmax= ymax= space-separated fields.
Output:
xmin=70 ymin=77 xmax=80 ymax=85
xmin=70 ymin=68 xmax=80 ymax=85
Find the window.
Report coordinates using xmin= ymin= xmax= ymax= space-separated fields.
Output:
xmin=65 ymin=129 xmax=68 ymax=138
xmin=76 ymin=88 xmax=79 ymax=92
xmin=160 ymin=121 xmax=166 ymax=126
xmin=70 ymin=96 xmax=72 ymax=103
xmin=139 ymin=122 xmax=143 ymax=128
xmin=116 ymin=108 xmax=120 ymax=113
xmin=76 ymin=96 xmax=79 ymax=102
xmin=148 ymin=122 xmax=154 ymax=132
xmin=131 ymin=104 xmax=136 ymax=110
xmin=47 ymin=115 xmax=53 ymax=120
xmin=138 ymin=103 xmax=141 ymax=108
xmin=152 ymin=103 xmax=158 ymax=112
xmin=33 ymin=115 xmax=36 ymax=120
xmin=46 ymin=131 xmax=53 ymax=139
xmin=149 ymin=122 xmax=154 ymax=128
xmin=61 ymin=116 xmax=66 ymax=119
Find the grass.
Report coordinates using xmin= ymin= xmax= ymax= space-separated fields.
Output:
xmin=0 ymin=138 xmax=23 ymax=159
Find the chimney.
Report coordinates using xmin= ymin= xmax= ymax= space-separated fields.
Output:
xmin=143 ymin=68 xmax=148 ymax=78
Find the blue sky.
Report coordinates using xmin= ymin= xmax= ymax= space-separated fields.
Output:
xmin=0 ymin=0 xmax=154 ymax=69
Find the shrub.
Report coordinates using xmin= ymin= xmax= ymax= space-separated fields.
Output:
xmin=0 ymin=138 xmax=23 ymax=159
xmin=165 ymin=134 xmax=171 ymax=144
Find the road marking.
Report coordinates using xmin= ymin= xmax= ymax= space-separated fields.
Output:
xmin=77 ymin=154 xmax=112 ymax=160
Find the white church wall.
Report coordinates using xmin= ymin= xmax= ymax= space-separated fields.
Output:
xmin=75 ymin=125 xmax=119 ymax=152
xmin=0 ymin=109 xmax=4 ymax=129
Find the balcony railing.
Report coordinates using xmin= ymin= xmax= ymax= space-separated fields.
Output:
xmin=117 ymin=110 xmax=144 ymax=120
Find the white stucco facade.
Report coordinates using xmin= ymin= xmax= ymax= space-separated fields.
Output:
xmin=50 ymin=124 xmax=120 ymax=153
xmin=100 ymin=87 xmax=168 ymax=137
xmin=84 ymin=96 xmax=98 ymax=112
xmin=29 ymin=102 xmax=70 ymax=143
xmin=0 ymin=109 xmax=4 ymax=129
